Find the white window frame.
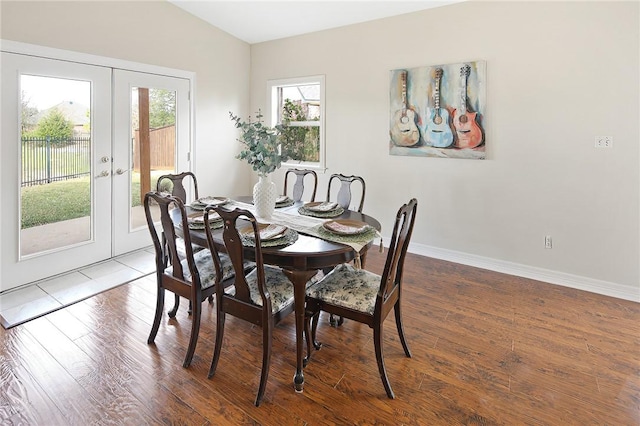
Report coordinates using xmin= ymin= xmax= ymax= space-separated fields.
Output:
xmin=267 ymin=75 xmax=325 ymax=171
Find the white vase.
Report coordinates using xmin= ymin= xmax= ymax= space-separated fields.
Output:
xmin=253 ymin=174 xmax=277 ymax=219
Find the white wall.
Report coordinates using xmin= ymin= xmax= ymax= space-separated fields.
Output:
xmin=0 ymin=0 xmax=253 ymax=196
xmin=2 ymin=1 xmax=638 ymax=301
xmin=251 ymin=1 xmax=640 ymax=300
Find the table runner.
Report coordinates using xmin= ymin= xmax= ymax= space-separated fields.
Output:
xmin=226 ymin=200 xmax=382 ymax=267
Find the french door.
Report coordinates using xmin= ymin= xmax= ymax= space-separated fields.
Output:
xmin=0 ymin=51 xmax=191 ymax=292
xmin=112 ymin=70 xmax=190 ymax=255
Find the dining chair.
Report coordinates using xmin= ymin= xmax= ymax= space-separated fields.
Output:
xmin=144 ymin=191 xmax=236 ymax=368
xmin=304 ymin=198 xmax=418 ymax=399
xmin=325 ymin=173 xmax=366 ymax=212
xmin=205 ymin=205 xmax=301 ymax=406
xmin=156 ymin=171 xmax=199 ymax=202
xmin=324 ymin=173 xmax=366 ymax=326
xmin=283 ymin=168 xmax=318 ymax=202
xmin=156 ymin=171 xmax=211 ymax=314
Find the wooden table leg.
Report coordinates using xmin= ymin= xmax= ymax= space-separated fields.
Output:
xmin=282 ymin=269 xmax=317 ymax=393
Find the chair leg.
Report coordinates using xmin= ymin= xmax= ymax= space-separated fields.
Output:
xmin=168 ymin=294 xmax=180 ymax=318
xmin=304 ymin=310 xmax=322 ymax=366
xmin=394 ymin=301 xmax=412 ymax=358
xmin=147 ymin=286 xmax=165 ymax=344
xmin=311 ymin=312 xmax=322 ymax=350
xmin=182 ymin=297 xmax=201 ymax=368
xmin=329 ymin=314 xmax=345 ymax=327
xmin=373 ymin=322 xmax=395 ymax=399
xmin=304 ymin=311 xmax=312 ymax=366
xmin=255 ymin=320 xmax=273 ymax=407
xmin=208 ymin=309 xmax=225 ymax=379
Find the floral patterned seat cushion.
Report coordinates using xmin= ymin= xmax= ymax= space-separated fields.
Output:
xmin=226 ymin=265 xmax=318 ymax=314
xmin=235 ymin=265 xmax=295 ymax=313
xmin=306 ymin=263 xmax=381 ymax=315
xmin=165 ymin=249 xmax=236 ymax=290
xmin=175 ymin=237 xmax=205 ymax=260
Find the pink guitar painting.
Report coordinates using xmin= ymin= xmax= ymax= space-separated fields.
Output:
xmin=423 ymin=68 xmax=454 ymax=148
xmin=390 ymin=70 xmax=420 ymax=147
xmin=452 ymin=64 xmax=484 ymax=149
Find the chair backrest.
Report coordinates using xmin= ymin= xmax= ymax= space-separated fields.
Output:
xmin=144 ymin=191 xmax=201 ymax=285
xmin=211 ymin=206 xmax=272 ymax=312
xmin=326 ymin=173 xmax=366 ymax=212
xmin=156 ymin=172 xmax=199 ymax=204
xmin=284 ymin=168 xmax=317 ymax=202
xmin=378 ymin=198 xmax=418 ymax=309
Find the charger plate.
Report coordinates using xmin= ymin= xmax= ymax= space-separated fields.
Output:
xmin=298 ymin=204 xmax=344 ymax=218
xmin=190 ymin=196 xmax=230 ymax=210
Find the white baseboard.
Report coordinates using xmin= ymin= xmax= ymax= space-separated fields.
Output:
xmin=408 ymin=242 xmax=640 ymax=303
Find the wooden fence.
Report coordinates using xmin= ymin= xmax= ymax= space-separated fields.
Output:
xmin=133 ymin=124 xmax=175 ymax=171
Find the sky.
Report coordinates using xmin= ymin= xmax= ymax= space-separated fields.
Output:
xmin=21 ymin=74 xmax=91 ymax=110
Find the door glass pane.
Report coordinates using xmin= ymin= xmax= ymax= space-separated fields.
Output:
xmin=19 ymin=75 xmax=92 ymax=257
xmin=130 ymin=87 xmax=177 ymax=229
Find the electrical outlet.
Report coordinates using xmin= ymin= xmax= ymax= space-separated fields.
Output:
xmin=595 ymin=136 xmax=613 ymax=148
xmin=544 ymin=235 xmax=552 ymax=249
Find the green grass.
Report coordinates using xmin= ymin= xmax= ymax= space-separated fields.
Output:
xmin=21 ymin=177 xmax=91 ymax=228
xmin=21 ymin=172 xmax=163 ymax=229
xmin=130 ymin=172 xmax=161 ymax=209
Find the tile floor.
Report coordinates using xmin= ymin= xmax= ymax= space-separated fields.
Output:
xmin=0 ymin=247 xmax=156 ymax=329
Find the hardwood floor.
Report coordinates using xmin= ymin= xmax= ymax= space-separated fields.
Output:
xmin=1 ymin=250 xmax=638 ymax=425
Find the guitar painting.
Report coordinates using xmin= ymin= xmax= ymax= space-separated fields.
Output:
xmin=423 ymin=68 xmax=454 ymax=148
xmin=389 ymin=60 xmax=486 ymax=159
xmin=390 ymin=70 xmax=420 ymax=147
xmin=452 ymin=64 xmax=484 ymax=149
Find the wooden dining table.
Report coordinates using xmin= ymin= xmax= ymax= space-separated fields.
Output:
xmin=174 ymin=196 xmax=381 ymax=393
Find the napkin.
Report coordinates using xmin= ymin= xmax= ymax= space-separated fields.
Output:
xmin=188 ymin=211 xmax=221 ymax=224
xmin=323 ymin=221 xmax=368 ymax=235
xmin=258 ymin=224 xmax=287 ymax=240
xmin=307 ymin=202 xmax=339 ymax=212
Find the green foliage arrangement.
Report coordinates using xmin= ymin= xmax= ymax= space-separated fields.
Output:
xmin=230 ymin=110 xmax=289 ymax=176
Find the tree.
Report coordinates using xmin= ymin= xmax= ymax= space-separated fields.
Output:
xmin=149 ymin=89 xmax=176 ymax=128
xmin=279 ymin=99 xmax=319 ymax=162
xmin=21 ymin=91 xmax=39 ymax=136
xmin=34 ymin=108 xmax=74 ymax=140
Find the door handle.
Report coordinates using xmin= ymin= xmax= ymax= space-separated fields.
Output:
xmin=115 ymin=168 xmax=128 ymax=175
xmin=95 ymin=170 xmax=110 ymax=178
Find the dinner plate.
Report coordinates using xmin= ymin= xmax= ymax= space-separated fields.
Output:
xmin=322 ymin=219 xmax=371 ymax=236
xmin=187 ymin=211 xmax=221 ymax=224
xmin=304 ymin=201 xmax=339 ymax=212
xmin=192 ymin=196 xmax=230 ymax=207
xmin=240 ymin=223 xmax=288 ymax=241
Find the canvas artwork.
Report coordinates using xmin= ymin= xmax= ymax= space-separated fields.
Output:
xmin=389 ymin=60 xmax=486 ymax=159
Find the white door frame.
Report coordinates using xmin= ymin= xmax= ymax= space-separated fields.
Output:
xmin=0 ymin=40 xmax=196 ymax=292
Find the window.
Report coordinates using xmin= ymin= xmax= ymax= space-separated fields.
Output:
xmin=268 ymin=75 xmax=325 ymax=170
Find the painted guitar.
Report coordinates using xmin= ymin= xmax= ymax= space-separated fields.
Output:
xmin=423 ymin=68 xmax=454 ymax=148
xmin=452 ymin=64 xmax=484 ymax=149
xmin=390 ymin=70 xmax=420 ymax=147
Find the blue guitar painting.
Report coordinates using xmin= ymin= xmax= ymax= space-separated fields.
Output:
xmin=423 ymin=68 xmax=454 ymax=148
